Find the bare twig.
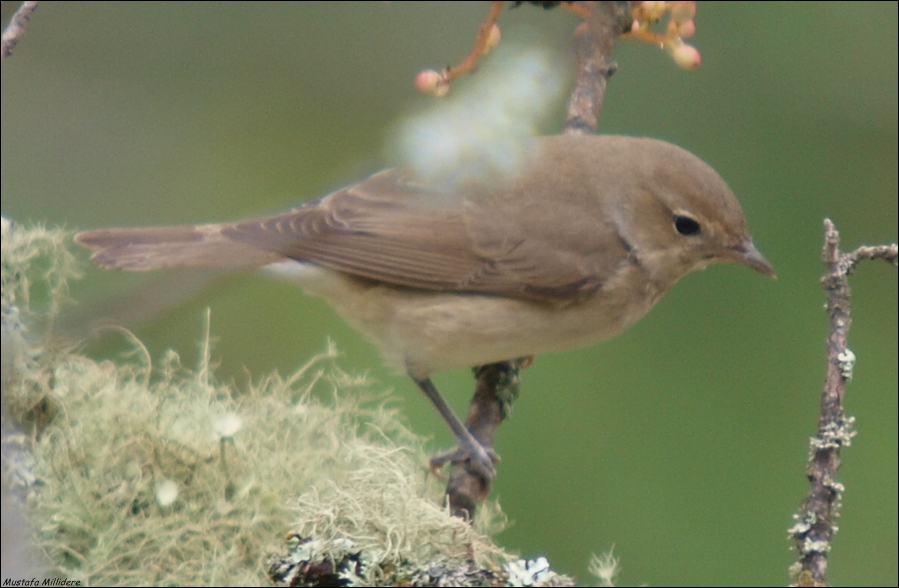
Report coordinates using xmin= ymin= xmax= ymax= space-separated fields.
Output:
xmin=442 ymin=1 xmax=506 ymax=83
xmin=1 ymin=1 xmax=39 ymax=62
xmin=788 ymin=219 xmax=897 ymax=586
xmin=563 ymin=1 xmax=632 ymax=134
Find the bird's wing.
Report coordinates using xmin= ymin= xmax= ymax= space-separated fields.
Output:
xmin=223 ymin=169 xmax=632 ymax=302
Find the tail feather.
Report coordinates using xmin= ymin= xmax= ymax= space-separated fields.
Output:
xmin=74 ymin=224 xmax=283 ymax=270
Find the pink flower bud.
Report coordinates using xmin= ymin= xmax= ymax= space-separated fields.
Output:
xmin=666 ymin=40 xmax=701 ymax=70
xmin=415 ymin=69 xmax=450 ymax=97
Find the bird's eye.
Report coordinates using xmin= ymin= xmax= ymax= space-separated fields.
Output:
xmin=673 ymin=215 xmax=701 ymax=236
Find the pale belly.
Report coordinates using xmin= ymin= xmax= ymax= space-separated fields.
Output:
xmin=262 ymin=260 xmax=661 ymax=378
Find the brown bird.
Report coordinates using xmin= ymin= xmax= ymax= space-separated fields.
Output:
xmin=75 ymin=134 xmax=775 ymax=479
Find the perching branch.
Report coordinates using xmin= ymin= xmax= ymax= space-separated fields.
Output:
xmin=445 ymin=360 xmax=527 ymax=519
xmin=788 ymin=219 xmax=897 ymax=586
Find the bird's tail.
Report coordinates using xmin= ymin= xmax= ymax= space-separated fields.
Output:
xmin=74 ymin=224 xmax=282 ymax=271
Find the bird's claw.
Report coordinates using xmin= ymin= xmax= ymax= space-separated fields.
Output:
xmin=429 ymin=442 xmax=500 ymax=481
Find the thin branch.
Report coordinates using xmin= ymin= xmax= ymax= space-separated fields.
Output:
xmin=443 ymin=1 xmax=505 ymax=83
xmin=563 ymin=1 xmax=632 ymax=135
xmin=788 ymin=219 xmax=898 ymax=586
xmin=1 ymin=1 xmax=39 ymax=62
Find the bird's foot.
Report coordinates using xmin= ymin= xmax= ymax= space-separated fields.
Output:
xmin=429 ymin=441 xmax=500 ymax=481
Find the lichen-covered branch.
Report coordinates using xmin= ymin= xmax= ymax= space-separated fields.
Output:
xmin=788 ymin=219 xmax=898 ymax=586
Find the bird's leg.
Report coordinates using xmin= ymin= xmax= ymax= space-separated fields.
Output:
xmin=415 ymin=358 xmax=532 ymax=518
xmin=412 ymin=376 xmax=499 ymax=481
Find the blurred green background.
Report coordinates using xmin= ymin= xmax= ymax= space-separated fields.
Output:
xmin=2 ymin=2 xmax=896 ymax=585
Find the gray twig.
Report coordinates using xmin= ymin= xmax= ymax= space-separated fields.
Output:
xmin=788 ymin=219 xmax=897 ymax=586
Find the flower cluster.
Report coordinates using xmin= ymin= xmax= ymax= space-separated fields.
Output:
xmin=629 ymin=1 xmax=701 ymax=70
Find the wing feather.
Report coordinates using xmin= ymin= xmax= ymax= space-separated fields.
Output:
xmin=222 ymin=163 xmax=630 ymax=302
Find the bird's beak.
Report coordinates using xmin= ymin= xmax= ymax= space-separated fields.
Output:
xmin=731 ymin=239 xmax=777 ymax=278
